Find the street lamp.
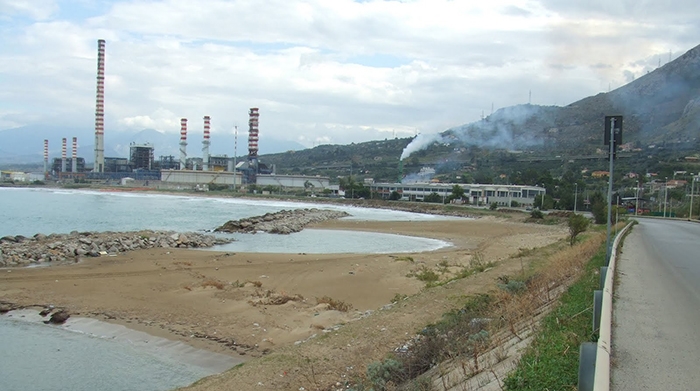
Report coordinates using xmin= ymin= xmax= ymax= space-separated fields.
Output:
xmin=635 ymin=186 xmax=640 ymax=216
xmin=574 ymin=182 xmax=578 ymax=213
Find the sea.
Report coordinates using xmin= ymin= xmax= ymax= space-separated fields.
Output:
xmin=0 ymin=187 xmax=460 ymax=391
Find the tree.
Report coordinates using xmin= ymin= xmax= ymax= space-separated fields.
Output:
xmin=389 ymin=191 xmax=401 ymax=201
xmin=424 ymin=192 xmax=443 ymax=203
xmin=590 ymin=191 xmax=606 ymax=224
xmin=568 ymin=214 xmax=590 ymax=245
xmin=450 ymin=184 xmax=465 ymax=201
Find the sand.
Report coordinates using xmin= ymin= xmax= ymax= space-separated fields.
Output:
xmin=0 ymin=210 xmax=567 ymax=390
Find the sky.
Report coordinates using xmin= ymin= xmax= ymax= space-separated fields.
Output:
xmin=0 ymin=0 xmax=698 ymax=149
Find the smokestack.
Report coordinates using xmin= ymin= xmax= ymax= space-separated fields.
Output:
xmin=61 ymin=138 xmax=67 ymax=172
xmin=43 ymin=139 xmax=49 ymax=176
xmin=248 ymin=108 xmax=259 ymax=159
xmin=202 ymin=116 xmax=211 ymax=171
xmin=94 ymin=39 xmax=106 ymax=173
xmin=180 ymin=118 xmax=188 ymax=170
xmin=72 ymin=137 xmax=78 ymax=173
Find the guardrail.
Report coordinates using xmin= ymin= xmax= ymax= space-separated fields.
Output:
xmin=579 ymin=221 xmax=634 ymax=391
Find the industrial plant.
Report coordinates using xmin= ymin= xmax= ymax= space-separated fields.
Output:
xmin=38 ymin=39 xmax=330 ymax=192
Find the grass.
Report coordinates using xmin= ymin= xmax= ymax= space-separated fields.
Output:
xmin=502 ymin=243 xmax=607 ymax=390
xmin=348 ymin=231 xmax=606 ymax=391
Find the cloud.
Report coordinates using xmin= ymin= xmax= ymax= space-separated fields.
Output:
xmin=0 ymin=0 xmax=697 ymax=151
xmin=0 ymin=0 xmax=58 ymax=20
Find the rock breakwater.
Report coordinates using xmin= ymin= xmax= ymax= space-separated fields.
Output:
xmin=214 ymin=208 xmax=351 ymax=234
xmin=0 ymin=231 xmax=233 ymax=267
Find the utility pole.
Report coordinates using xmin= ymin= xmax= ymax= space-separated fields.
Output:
xmin=690 ymin=175 xmax=697 ymax=220
xmin=604 ymin=116 xmax=622 ymax=265
xmin=574 ymin=182 xmax=578 ymax=213
xmin=663 ymin=177 xmax=668 ymax=218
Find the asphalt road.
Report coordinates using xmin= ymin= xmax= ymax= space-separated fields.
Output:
xmin=612 ymin=218 xmax=700 ymax=390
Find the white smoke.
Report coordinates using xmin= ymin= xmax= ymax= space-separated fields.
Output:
xmin=400 ymin=133 xmax=444 ymax=161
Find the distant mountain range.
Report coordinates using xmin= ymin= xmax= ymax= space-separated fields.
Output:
xmin=0 ymin=126 xmax=305 ymax=165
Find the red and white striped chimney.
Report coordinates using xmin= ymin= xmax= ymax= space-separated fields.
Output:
xmin=43 ymin=139 xmax=49 ymax=175
xmin=72 ymin=137 xmax=78 ymax=173
xmin=61 ymin=138 xmax=67 ymax=173
xmin=179 ymin=118 xmax=188 ymax=169
xmin=248 ymin=108 xmax=259 ymax=158
xmin=94 ymin=39 xmax=106 ymax=173
xmin=202 ymin=116 xmax=211 ymax=171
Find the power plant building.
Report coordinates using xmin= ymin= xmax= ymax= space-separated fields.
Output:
xmin=129 ymin=143 xmax=154 ymax=170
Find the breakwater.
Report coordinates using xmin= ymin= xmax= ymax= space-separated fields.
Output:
xmin=0 ymin=230 xmax=232 ymax=267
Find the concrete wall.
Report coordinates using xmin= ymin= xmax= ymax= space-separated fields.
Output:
xmin=160 ymin=170 xmax=241 ymax=185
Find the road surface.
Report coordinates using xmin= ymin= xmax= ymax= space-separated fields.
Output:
xmin=612 ymin=218 xmax=700 ymax=390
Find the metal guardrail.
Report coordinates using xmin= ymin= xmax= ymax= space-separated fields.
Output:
xmin=579 ymin=221 xmax=634 ymax=391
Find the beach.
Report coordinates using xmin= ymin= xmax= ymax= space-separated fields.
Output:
xmin=0 ymin=199 xmax=567 ymax=390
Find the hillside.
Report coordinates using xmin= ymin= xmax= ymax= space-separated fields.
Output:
xmin=260 ymin=43 xmax=700 ymax=182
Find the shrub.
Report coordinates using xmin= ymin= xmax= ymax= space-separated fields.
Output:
xmin=489 ymin=202 xmax=498 ymax=210
xmin=568 ymin=214 xmax=590 ymax=245
xmin=530 ymin=209 xmax=544 ymax=219
xmin=367 ymin=358 xmax=404 ymax=391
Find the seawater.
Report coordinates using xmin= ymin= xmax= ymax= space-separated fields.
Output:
xmin=0 ymin=187 xmax=456 ymax=253
xmin=0 ymin=313 xmax=235 ymax=391
xmin=0 ymin=187 xmax=462 ymax=390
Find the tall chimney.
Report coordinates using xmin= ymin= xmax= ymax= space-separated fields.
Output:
xmin=202 ymin=116 xmax=211 ymax=171
xmin=43 ymin=139 xmax=49 ymax=176
xmin=94 ymin=39 xmax=106 ymax=173
xmin=248 ymin=108 xmax=259 ymax=159
xmin=72 ymin=137 xmax=78 ymax=173
xmin=180 ymin=118 xmax=188 ymax=170
xmin=61 ymin=138 xmax=67 ymax=172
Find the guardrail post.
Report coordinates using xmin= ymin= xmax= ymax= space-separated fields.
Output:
xmin=578 ymin=342 xmax=598 ymax=391
xmin=600 ymin=267 xmax=608 ymax=289
xmin=593 ymin=290 xmax=603 ymax=333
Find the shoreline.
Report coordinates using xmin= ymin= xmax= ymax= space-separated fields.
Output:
xmin=0 ymin=187 xmax=568 ymax=389
xmin=1 ymin=308 xmax=245 ymax=373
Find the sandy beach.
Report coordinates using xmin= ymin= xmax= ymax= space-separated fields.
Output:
xmin=0 ymin=206 xmax=567 ymax=389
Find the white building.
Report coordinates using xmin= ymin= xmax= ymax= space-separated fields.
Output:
xmin=369 ymin=182 xmax=546 ymax=207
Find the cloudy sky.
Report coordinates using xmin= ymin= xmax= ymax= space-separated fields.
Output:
xmin=1 ymin=0 xmax=698 ymax=148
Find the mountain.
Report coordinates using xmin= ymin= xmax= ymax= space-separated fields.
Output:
xmin=443 ymin=43 xmax=700 ymax=153
xmin=260 ymin=43 xmax=700 ymax=182
xmin=0 ymin=126 xmax=305 ymax=164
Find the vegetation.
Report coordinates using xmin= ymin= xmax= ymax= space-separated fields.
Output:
xmin=504 ymin=244 xmax=607 ymax=390
xmin=568 ymin=213 xmax=590 ymax=245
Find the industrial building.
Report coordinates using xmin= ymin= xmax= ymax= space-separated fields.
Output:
xmin=129 ymin=143 xmax=154 ymax=170
xmin=369 ymin=182 xmax=546 ymax=206
xmin=34 ymin=39 xmax=327 ymax=191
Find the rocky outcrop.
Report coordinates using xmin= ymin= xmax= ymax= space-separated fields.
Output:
xmin=214 ymin=208 xmax=351 ymax=235
xmin=47 ymin=310 xmax=70 ymax=324
xmin=0 ymin=230 xmax=233 ymax=267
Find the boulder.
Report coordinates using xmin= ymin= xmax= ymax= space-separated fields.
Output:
xmin=48 ymin=310 xmax=70 ymax=324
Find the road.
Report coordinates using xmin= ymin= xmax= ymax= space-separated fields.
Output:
xmin=612 ymin=218 xmax=700 ymax=390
